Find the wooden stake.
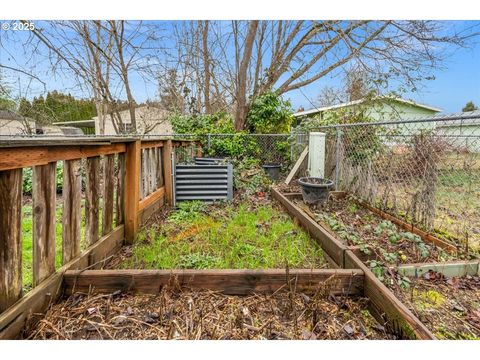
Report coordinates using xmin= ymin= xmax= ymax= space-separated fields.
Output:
xmin=285 ymin=146 xmax=308 ymax=185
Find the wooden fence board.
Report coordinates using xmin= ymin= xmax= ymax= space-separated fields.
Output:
xmin=116 ymin=153 xmax=125 ymax=226
xmin=0 ymin=169 xmax=23 ymax=313
xmin=85 ymin=156 xmax=101 ymax=246
xmin=32 ymin=163 xmax=57 ymax=287
xmin=156 ymin=147 xmax=164 ymax=187
xmin=102 ymin=154 xmax=115 ymax=235
xmin=63 ymin=268 xmax=364 ymax=296
xmin=62 ymin=160 xmax=82 ymax=264
xmin=0 ymin=143 xmax=126 ymax=171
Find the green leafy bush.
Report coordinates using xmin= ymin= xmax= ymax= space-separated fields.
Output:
xmin=22 ymin=162 xmax=64 ymax=195
xmin=246 ymin=91 xmax=294 ymax=133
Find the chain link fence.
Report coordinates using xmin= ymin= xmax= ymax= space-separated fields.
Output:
xmin=313 ymin=111 xmax=480 ymax=253
xmin=207 ymin=133 xmax=308 ymax=167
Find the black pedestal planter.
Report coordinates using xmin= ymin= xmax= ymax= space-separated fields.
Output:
xmin=262 ymin=164 xmax=281 ymax=181
xmin=298 ymin=177 xmax=334 ymax=205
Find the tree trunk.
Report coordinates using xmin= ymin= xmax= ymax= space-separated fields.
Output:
xmin=202 ymin=21 xmax=211 ymax=114
xmin=234 ymin=21 xmax=259 ymax=131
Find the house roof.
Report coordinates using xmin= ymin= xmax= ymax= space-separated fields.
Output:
xmin=293 ymin=96 xmax=442 ymax=118
xmin=0 ymin=109 xmax=35 ymax=122
xmin=436 ymin=110 xmax=480 ymax=128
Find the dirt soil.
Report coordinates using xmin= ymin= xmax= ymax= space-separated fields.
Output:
xmin=293 ymin=196 xmax=462 ymax=266
xmin=392 ymin=273 xmax=480 ymax=339
xmin=24 ymin=288 xmax=395 ymax=340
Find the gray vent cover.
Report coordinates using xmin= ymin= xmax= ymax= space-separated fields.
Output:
xmin=174 ymin=164 xmax=233 ymax=205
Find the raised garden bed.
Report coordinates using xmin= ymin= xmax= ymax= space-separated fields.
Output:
xmin=107 ymin=196 xmax=326 ymax=270
xmin=288 ymin=194 xmax=472 ymax=268
xmin=24 ymin=270 xmax=394 ymax=340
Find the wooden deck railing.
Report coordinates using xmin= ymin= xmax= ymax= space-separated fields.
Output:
xmin=0 ymin=137 xmax=200 ymax=338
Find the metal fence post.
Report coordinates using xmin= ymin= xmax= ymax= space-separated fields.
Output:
xmin=207 ymin=133 xmax=211 ymax=152
xmin=334 ymin=127 xmax=342 ymax=191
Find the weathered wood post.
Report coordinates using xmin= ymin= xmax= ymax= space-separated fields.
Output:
xmin=0 ymin=169 xmax=23 ymax=313
xmin=125 ymin=140 xmax=141 ymax=244
xmin=162 ymin=139 xmax=173 ymax=206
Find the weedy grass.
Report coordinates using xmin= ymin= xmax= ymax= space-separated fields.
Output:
xmin=21 ymin=205 xmax=63 ymax=291
xmin=22 ymin=200 xmax=88 ymax=292
xmin=120 ymin=200 xmax=325 ymax=270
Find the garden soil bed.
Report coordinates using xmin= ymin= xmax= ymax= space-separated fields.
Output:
xmin=291 ymin=195 xmax=467 ymax=267
xmin=391 ymin=273 xmax=480 ymax=339
xmin=24 ymin=288 xmax=395 ymax=340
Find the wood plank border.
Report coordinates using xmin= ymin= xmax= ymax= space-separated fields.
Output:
xmin=63 ymin=269 xmax=364 ymax=296
xmin=272 ymin=188 xmax=347 ymax=267
xmin=0 ymin=225 xmax=124 ymax=339
xmin=0 ymin=143 xmax=126 ymax=171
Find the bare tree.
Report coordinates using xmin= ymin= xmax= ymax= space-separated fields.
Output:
xmin=165 ymin=20 xmax=477 ymax=130
xmin=233 ymin=20 xmax=259 ymax=130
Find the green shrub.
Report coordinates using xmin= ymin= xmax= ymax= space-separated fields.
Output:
xmin=22 ymin=162 xmax=64 ymax=195
xmin=246 ymin=91 xmax=294 ymax=133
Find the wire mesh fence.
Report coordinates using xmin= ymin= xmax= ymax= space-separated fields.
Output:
xmin=314 ymin=111 xmax=480 ymax=254
xmin=203 ymin=133 xmax=307 ymax=168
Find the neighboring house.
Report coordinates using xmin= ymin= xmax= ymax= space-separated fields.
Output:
xmin=0 ymin=110 xmax=37 ymax=135
xmin=0 ymin=110 xmax=83 ymax=137
xmin=436 ymin=111 xmax=480 ymax=153
xmin=93 ymin=105 xmax=173 ymax=135
xmin=293 ymin=96 xmax=442 ymax=127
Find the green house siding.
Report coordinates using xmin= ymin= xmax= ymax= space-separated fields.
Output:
xmin=438 ymin=125 xmax=480 ymax=153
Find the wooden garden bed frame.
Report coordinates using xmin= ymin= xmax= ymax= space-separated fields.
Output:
xmin=271 ymin=188 xmax=436 ymax=340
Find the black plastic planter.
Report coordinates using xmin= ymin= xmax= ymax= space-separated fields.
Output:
xmin=298 ymin=177 xmax=334 ymax=205
xmin=262 ymin=164 xmax=281 ymax=181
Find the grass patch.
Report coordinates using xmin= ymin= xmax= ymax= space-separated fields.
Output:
xmin=22 ymin=199 xmax=88 ymax=292
xmin=22 ymin=204 xmax=63 ymax=291
xmin=120 ymin=200 xmax=325 ymax=270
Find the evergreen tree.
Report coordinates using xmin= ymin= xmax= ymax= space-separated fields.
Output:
xmin=462 ymin=101 xmax=478 ymax=112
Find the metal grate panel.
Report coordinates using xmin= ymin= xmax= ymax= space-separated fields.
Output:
xmin=174 ymin=164 xmax=233 ymax=205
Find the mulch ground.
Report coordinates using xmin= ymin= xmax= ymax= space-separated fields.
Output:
xmin=391 ymin=273 xmax=480 ymax=339
xmin=24 ymin=287 xmax=395 ymax=340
